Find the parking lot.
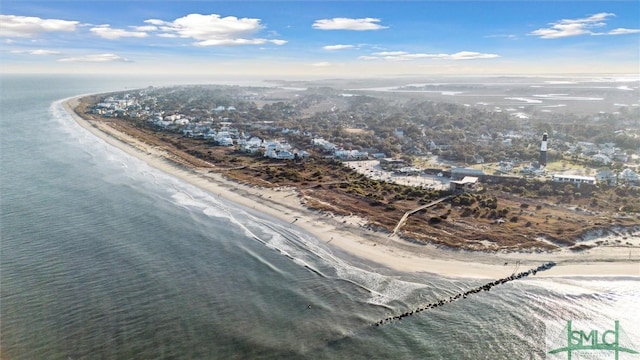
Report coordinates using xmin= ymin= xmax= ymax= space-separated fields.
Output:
xmin=345 ymin=160 xmax=450 ymax=190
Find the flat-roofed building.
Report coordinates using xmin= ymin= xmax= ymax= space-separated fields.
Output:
xmin=451 ymin=167 xmax=484 ymax=180
xmin=449 ymin=176 xmax=479 ymax=193
xmin=551 ymin=174 xmax=596 ymax=185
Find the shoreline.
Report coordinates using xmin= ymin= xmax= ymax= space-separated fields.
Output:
xmin=62 ymin=96 xmax=640 ymax=279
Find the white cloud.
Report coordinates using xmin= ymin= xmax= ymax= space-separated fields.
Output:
xmin=312 ymin=18 xmax=388 ymax=31
xmin=559 ymin=12 xmax=613 ymax=24
xmin=485 ymin=34 xmax=518 ymax=39
xmin=323 ymin=44 xmax=355 ymax=51
xmin=366 ymin=50 xmax=499 ymax=61
xmin=608 ymin=28 xmax=640 ymax=35
xmin=58 ymin=53 xmax=131 ymax=62
xmin=528 ymin=12 xmax=632 ymax=39
xmin=312 ymin=62 xmax=331 ymax=67
xmin=0 ymin=15 xmax=78 ymax=37
xmin=447 ymin=51 xmax=499 ymax=60
xmin=144 ymin=19 xmax=166 ymax=26
xmin=30 ymin=49 xmax=61 ymax=55
xmin=373 ymin=51 xmax=408 ymax=56
xmin=90 ymin=25 xmax=149 ymax=40
xmin=529 ymin=23 xmax=591 ymax=39
xmin=148 ymin=13 xmax=285 ymax=47
xmin=132 ymin=25 xmax=158 ymax=32
xmin=195 ymin=38 xmax=286 ymax=46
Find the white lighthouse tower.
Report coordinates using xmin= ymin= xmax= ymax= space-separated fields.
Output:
xmin=539 ymin=132 xmax=548 ymax=167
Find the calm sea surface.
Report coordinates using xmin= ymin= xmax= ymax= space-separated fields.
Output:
xmin=1 ymin=75 xmax=638 ymax=359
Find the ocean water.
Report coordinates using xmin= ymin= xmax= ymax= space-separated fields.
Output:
xmin=1 ymin=74 xmax=638 ymax=359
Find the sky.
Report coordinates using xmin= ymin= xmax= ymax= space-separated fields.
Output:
xmin=1 ymin=1 xmax=639 ymax=77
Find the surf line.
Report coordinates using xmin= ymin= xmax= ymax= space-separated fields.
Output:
xmin=372 ymin=262 xmax=556 ymax=327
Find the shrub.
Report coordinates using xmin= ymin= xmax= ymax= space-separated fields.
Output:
xmin=453 ymin=193 xmax=476 ymax=206
xmin=460 ymin=207 xmax=473 ymax=217
xmin=480 ymin=196 xmax=498 ymax=209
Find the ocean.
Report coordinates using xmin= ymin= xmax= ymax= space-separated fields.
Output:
xmin=1 ymin=74 xmax=638 ymax=359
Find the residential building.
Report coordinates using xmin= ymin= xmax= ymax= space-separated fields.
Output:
xmin=551 ymin=174 xmax=596 ymax=185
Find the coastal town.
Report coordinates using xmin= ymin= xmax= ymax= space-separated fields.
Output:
xmin=76 ymin=83 xmax=640 ymax=251
xmin=5 ymin=2 xmax=640 ymax=358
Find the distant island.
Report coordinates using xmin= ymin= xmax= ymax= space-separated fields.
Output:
xmin=71 ymin=78 xmax=640 ymax=253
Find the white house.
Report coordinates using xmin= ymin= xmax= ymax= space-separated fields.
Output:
xmin=334 ymin=149 xmax=368 ymax=160
xmin=217 ymin=137 xmax=233 ymax=146
xmin=596 ymin=169 xmax=616 ymax=185
xmin=449 ymin=176 xmax=479 ymax=192
xmin=591 ymin=154 xmax=612 ymax=165
xmin=265 ymin=149 xmax=295 ymax=160
xmin=619 ymin=168 xmax=639 ymax=182
xmin=312 ymin=138 xmax=338 ymax=151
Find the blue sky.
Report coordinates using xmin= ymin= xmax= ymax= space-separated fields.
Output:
xmin=1 ymin=1 xmax=638 ymax=77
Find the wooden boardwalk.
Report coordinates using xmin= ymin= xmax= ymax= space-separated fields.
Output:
xmin=391 ymin=195 xmax=452 ymax=236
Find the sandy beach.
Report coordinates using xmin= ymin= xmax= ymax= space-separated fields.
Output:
xmin=63 ymin=97 xmax=640 ymax=279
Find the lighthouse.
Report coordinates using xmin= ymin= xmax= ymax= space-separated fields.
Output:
xmin=539 ymin=132 xmax=548 ymax=167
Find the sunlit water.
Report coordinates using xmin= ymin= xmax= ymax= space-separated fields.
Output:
xmin=1 ymin=75 xmax=638 ymax=359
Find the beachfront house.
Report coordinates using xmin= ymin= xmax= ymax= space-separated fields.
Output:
xmin=214 ymin=131 xmax=234 ymax=146
xmin=265 ymin=149 xmax=295 ymax=160
xmin=449 ymin=176 xmax=479 ymax=193
xmin=334 ymin=149 xmax=368 ymax=161
xmin=259 ymin=140 xmax=296 ymax=160
xmin=619 ymin=168 xmax=639 ymax=183
xmin=591 ymin=154 xmax=612 ymax=165
xmin=312 ymin=138 xmax=338 ymax=152
xmin=241 ymin=137 xmax=263 ymax=153
xmin=596 ymin=169 xmax=617 ymax=185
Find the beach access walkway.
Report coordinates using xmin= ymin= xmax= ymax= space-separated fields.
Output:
xmin=391 ymin=195 xmax=453 ymax=236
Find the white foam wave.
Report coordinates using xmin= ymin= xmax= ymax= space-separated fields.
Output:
xmin=168 ymin=190 xmax=265 ymax=245
xmin=504 ymin=97 xmax=543 ymax=104
xmin=525 ymin=277 xmax=640 ymax=297
xmin=192 ymin=188 xmax=423 ymax=304
xmin=533 ymin=94 xmax=604 ymax=101
xmin=243 ymin=215 xmax=430 ymax=305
